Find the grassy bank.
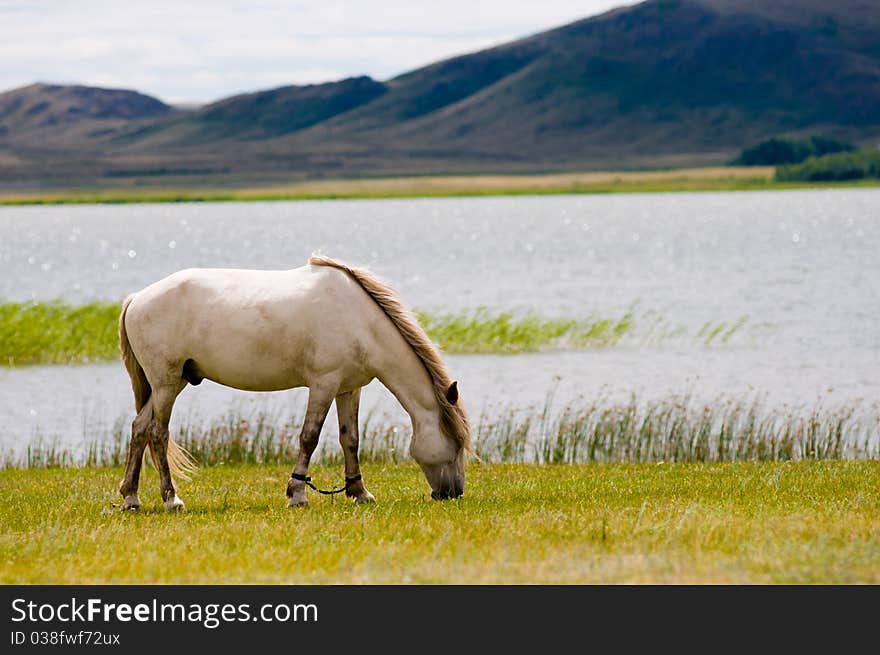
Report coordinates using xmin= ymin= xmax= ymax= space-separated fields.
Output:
xmin=1 ymin=461 xmax=877 ymax=583
xmin=0 ymin=300 xmax=121 ymax=365
xmin=418 ymin=308 xmax=635 ymax=353
xmin=2 ymin=166 xmax=877 ymax=205
xmin=0 ymin=300 xmax=762 ymax=365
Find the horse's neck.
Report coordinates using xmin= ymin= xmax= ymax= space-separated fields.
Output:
xmin=375 ymin=335 xmax=439 ymax=431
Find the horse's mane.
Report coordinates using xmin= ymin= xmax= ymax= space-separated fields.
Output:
xmin=308 ymin=254 xmax=471 ymax=452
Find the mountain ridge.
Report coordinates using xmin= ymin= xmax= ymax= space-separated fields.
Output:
xmin=1 ymin=0 xmax=878 ymax=187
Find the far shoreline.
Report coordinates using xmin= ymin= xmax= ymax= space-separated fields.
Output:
xmin=1 ymin=166 xmax=878 ymax=206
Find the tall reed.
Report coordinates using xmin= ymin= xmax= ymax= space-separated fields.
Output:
xmin=4 ymin=394 xmax=876 ymax=469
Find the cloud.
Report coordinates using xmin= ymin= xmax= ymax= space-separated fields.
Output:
xmin=0 ymin=0 xmax=633 ymax=103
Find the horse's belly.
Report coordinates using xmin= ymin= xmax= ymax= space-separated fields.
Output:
xmin=190 ymin=334 xmax=372 ymax=393
xmin=205 ymin=368 xmax=308 ymax=392
xmin=195 ymin=348 xmax=309 ymax=392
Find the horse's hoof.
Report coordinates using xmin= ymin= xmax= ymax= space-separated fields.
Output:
xmin=287 ymin=497 xmax=309 ymax=508
xmin=354 ymin=492 xmax=376 ymax=504
xmin=165 ymin=496 xmax=185 ymax=512
xmin=121 ymin=496 xmax=141 ymax=512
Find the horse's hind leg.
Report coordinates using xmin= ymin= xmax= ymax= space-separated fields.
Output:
xmin=119 ymin=382 xmax=185 ymax=511
xmin=148 ymin=383 xmax=186 ymax=511
xmin=286 ymin=384 xmax=336 ymax=508
xmin=336 ymin=388 xmax=375 ymax=504
xmin=119 ymin=401 xmax=152 ymax=510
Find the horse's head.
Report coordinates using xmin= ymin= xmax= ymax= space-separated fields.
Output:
xmin=409 ymin=380 xmax=468 ymax=500
xmin=415 ymin=447 xmax=466 ymax=500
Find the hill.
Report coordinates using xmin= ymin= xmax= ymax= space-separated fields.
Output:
xmin=119 ymin=76 xmax=388 ymax=147
xmin=0 ymin=83 xmax=171 ymax=143
xmin=1 ymin=0 xmax=878 ymax=187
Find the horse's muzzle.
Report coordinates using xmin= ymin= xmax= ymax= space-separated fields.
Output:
xmin=431 ymin=477 xmax=464 ymax=500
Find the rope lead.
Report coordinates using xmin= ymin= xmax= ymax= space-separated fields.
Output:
xmin=291 ymin=472 xmax=362 ymax=495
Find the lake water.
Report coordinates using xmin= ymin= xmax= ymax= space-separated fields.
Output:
xmin=1 ymin=189 xmax=878 ymax=456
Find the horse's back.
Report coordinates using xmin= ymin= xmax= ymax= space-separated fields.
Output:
xmin=124 ymin=265 xmax=384 ymax=391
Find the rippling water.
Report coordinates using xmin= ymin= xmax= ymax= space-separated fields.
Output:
xmin=1 ymin=189 xmax=878 ymax=455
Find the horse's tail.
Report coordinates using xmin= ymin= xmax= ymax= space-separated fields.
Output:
xmin=156 ymin=435 xmax=197 ymax=483
xmin=119 ymin=295 xmax=196 ymax=482
xmin=119 ymin=294 xmax=151 ymax=412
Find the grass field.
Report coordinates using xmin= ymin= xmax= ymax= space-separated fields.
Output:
xmin=1 ymin=461 xmax=877 ymax=583
xmin=1 ymin=166 xmax=878 ymax=205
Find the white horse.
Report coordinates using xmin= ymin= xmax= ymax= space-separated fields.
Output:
xmin=117 ymin=255 xmax=470 ymax=510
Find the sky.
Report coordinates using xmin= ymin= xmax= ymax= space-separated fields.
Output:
xmin=0 ymin=1 xmax=635 ymax=105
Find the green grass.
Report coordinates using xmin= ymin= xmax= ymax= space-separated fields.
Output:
xmin=1 ymin=167 xmax=878 ymax=206
xmin=1 ymin=461 xmax=877 ymax=583
xmin=0 ymin=300 xmax=121 ymax=366
xmin=416 ymin=308 xmax=637 ymax=353
xmin=0 ymin=301 xmax=764 ymax=365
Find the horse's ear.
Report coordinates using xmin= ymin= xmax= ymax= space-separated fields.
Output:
xmin=445 ymin=380 xmax=459 ymax=405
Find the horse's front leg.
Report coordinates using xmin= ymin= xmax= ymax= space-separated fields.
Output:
xmin=286 ymin=385 xmax=335 ymax=508
xmin=336 ymin=388 xmax=375 ymax=504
